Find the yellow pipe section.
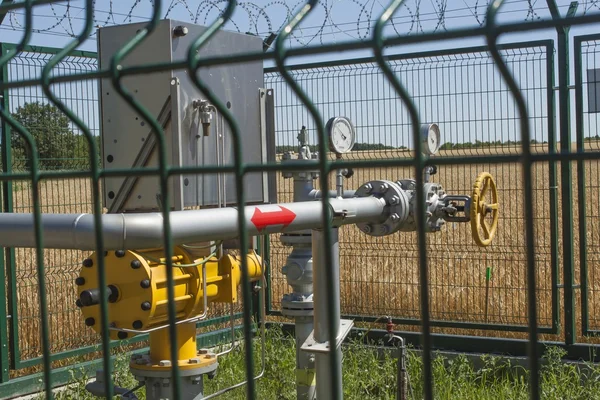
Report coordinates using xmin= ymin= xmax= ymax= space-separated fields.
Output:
xmin=77 ymin=248 xmax=263 ymax=341
xmin=149 ymin=322 xmax=197 ymax=362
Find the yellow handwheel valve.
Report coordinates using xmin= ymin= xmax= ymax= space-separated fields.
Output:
xmin=470 ymin=172 xmax=499 ymax=247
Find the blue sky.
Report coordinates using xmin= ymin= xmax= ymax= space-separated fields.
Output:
xmin=1 ymin=0 xmax=599 ymax=148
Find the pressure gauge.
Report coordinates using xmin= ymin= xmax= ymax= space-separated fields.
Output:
xmin=420 ymin=123 xmax=441 ymax=156
xmin=326 ymin=116 xmax=356 ymax=154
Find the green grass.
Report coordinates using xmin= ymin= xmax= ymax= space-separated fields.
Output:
xmin=46 ymin=327 xmax=600 ymax=399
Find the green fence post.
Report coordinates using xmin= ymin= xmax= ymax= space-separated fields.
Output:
xmin=546 ymin=41 xmax=561 ymax=334
xmin=0 ymin=46 xmax=19 ymax=373
xmin=0 ymin=42 xmax=11 ymax=383
xmin=574 ymin=34 xmax=588 ymax=336
xmin=557 ymin=1 xmax=578 ymax=346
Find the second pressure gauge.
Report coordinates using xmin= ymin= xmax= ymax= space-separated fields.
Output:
xmin=326 ymin=116 xmax=356 ymax=155
xmin=420 ymin=123 xmax=441 ymax=156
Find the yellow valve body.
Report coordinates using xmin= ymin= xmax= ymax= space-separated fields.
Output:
xmin=77 ymin=247 xmax=262 ymax=340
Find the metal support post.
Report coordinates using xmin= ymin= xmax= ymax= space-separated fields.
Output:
xmin=310 ymin=228 xmax=347 ymax=400
xmin=294 ymin=316 xmax=316 ymax=399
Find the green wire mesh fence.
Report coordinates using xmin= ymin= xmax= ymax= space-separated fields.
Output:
xmin=576 ymin=34 xmax=600 ymax=337
xmin=0 ymin=0 xmax=598 ymax=399
xmin=2 ymin=45 xmax=101 ymax=369
xmin=266 ymin=41 xmax=559 ymax=334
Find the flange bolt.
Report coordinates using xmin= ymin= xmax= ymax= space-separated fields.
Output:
xmin=115 ymin=250 xmax=126 ymax=258
xmin=75 ymin=277 xmax=85 ymax=286
xmin=132 ymin=320 xmax=143 ymax=329
xmin=85 ymin=317 xmax=95 ymax=327
xmin=131 ymin=260 xmax=141 ymax=269
xmin=118 ymin=331 xmax=128 ymax=340
xmin=82 ymin=258 xmax=93 ymax=268
xmin=141 ymin=301 xmax=151 ymax=311
xmin=140 ymin=279 xmax=151 ymax=289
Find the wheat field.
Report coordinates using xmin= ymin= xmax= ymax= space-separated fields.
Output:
xmin=7 ymin=143 xmax=600 ymax=376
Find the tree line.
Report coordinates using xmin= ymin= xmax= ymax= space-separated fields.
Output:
xmin=438 ymin=139 xmax=549 ymax=150
xmin=10 ymin=102 xmax=596 ymax=169
xmin=6 ymin=102 xmax=99 ymax=171
xmin=276 ymin=142 xmax=403 ymax=154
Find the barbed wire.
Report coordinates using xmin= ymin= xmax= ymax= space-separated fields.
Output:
xmin=0 ymin=0 xmax=577 ymax=45
xmin=583 ymin=0 xmax=600 ymax=14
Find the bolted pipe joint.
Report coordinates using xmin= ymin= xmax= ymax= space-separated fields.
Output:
xmin=355 ymin=180 xmax=410 ymax=236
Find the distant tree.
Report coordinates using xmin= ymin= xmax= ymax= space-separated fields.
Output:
xmin=275 ymin=145 xmax=297 ymax=154
xmin=10 ymin=102 xmax=91 ymax=170
xmin=351 ymin=142 xmax=396 ymax=151
xmin=276 ymin=142 xmax=400 ymax=153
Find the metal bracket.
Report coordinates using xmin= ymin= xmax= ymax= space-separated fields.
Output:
xmin=441 ymin=195 xmax=471 ymax=223
xmin=300 ymin=319 xmax=354 ymax=353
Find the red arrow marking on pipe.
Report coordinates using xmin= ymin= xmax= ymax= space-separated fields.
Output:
xmin=251 ymin=206 xmax=296 ymax=231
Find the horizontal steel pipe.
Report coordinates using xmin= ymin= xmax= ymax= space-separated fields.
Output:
xmin=0 ymin=197 xmax=386 ymax=250
xmin=309 ymin=189 xmax=356 ymax=199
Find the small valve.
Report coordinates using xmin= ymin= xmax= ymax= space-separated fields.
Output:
xmin=385 ymin=316 xmax=394 ymax=335
xmin=297 ymin=125 xmax=308 ymax=146
xmin=193 ymin=99 xmax=216 ymax=136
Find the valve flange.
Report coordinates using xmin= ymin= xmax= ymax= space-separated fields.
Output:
xmin=355 ymin=180 xmax=410 ymax=236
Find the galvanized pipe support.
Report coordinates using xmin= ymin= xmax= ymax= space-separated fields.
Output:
xmin=280 ymin=147 xmax=318 ymax=400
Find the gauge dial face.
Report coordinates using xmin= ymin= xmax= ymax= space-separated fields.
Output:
xmin=421 ymin=123 xmax=441 ymax=155
xmin=326 ymin=117 xmax=356 ymax=154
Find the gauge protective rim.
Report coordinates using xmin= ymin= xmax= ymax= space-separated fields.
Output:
xmin=420 ymin=123 xmax=441 ymax=156
xmin=326 ymin=116 xmax=356 ymax=154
